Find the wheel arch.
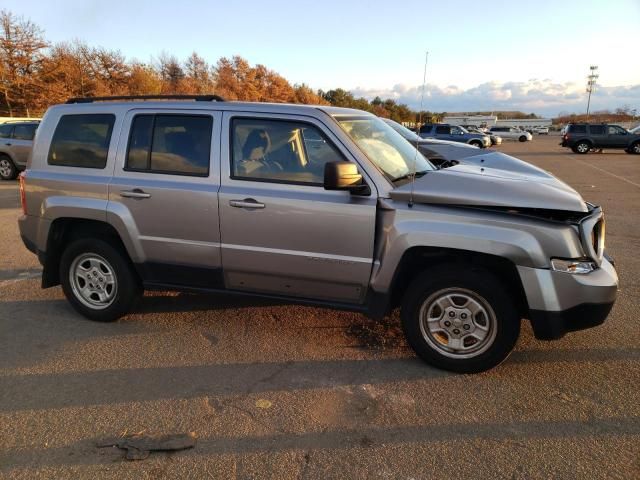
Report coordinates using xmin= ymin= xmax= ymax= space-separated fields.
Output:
xmin=42 ymin=217 xmax=135 ymax=288
xmin=374 ymin=246 xmax=529 ymax=320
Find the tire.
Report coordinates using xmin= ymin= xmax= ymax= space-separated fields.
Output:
xmin=60 ymin=238 xmax=141 ymax=322
xmin=0 ymin=155 xmax=17 ymax=181
xmin=630 ymin=142 xmax=640 ymax=155
xmin=400 ymin=267 xmax=520 ymax=373
xmin=469 ymin=140 xmax=483 ymax=148
xmin=575 ymin=141 xmax=591 ymax=154
xmin=518 ymin=135 xmax=527 ymax=142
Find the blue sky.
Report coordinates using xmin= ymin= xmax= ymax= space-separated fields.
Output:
xmin=4 ymin=0 xmax=640 ymax=115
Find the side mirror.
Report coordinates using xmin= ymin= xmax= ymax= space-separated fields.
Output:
xmin=324 ymin=161 xmax=370 ymax=195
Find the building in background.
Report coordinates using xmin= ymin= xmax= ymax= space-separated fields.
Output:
xmin=443 ymin=115 xmax=552 ymax=130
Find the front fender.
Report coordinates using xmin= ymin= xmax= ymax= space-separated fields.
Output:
xmin=370 ymin=202 xmax=584 ymax=293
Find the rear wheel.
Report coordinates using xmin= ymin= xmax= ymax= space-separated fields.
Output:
xmin=401 ymin=267 xmax=520 ymax=373
xmin=60 ymin=238 xmax=141 ymax=322
xmin=518 ymin=135 xmax=527 ymax=142
xmin=575 ymin=141 xmax=591 ymax=154
xmin=0 ymin=155 xmax=17 ymax=180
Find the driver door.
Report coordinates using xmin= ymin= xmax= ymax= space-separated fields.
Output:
xmin=218 ymin=112 xmax=377 ymax=304
xmin=607 ymin=125 xmax=628 ymax=147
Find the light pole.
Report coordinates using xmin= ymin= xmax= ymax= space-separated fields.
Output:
xmin=586 ymin=65 xmax=599 ymax=120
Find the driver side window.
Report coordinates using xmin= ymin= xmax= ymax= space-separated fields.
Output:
xmin=231 ymin=118 xmax=346 ymax=185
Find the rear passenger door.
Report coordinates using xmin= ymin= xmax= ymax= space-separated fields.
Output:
xmin=435 ymin=125 xmax=451 ymax=140
xmin=587 ymin=125 xmax=606 ymax=147
xmin=109 ymin=109 xmax=223 ymax=288
xmin=11 ymin=124 xmax=38 ymax=166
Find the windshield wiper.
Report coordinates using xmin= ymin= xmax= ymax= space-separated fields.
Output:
xmin=392 ymin=170 xmax=429 ymax=183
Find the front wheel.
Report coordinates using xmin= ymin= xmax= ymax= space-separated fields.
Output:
xmin=629 ymin=142 xmax=640 ymax=155
xmin=469 ymin=140 xmax=483 ymax=148
xmin=0 ymin=155 xmax=17 ymax=180
xmin=60 ymin=238 xmax=141 ymax=322
xmin=518 ymin=135 xmax=527 ymax=142
xmin=401 ymin=267 xmax=520 ymax=373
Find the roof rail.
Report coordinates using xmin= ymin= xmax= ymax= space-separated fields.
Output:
xmin=65 ymin=94 xmax=226 ymax=104
xmin=0 ymin=119 xmax=41 ymax=124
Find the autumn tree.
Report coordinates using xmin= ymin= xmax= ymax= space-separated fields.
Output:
xmin=183 ymin=52 xmax=214 ymax=93
xmin=157 ymin=53 xmax=185 ymax=94
xmin=0 ymin=10 xmax=48 ymax=116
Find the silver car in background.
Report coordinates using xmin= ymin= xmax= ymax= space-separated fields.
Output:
xmin=0 ymin=120 xmax=39 ymax=180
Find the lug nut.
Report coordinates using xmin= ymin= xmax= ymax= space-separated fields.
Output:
xmin=461 ymin=313 xmax=468 ymax=319
xmin=448 ymin=311 xmax=455 ymax=318
xmin=463 ymin=324 xmax=470 ymax=330
xmin=444 ymin=320 xmax=451 ymax=327
xmin=453 ymin=329 xmax=460 ymax=335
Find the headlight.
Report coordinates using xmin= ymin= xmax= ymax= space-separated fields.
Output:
xmin=551 ymin=258 xmax=597 ymax=274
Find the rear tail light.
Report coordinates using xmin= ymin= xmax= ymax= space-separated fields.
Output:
xmin=19 ymin=173 xmax=27 ymax=215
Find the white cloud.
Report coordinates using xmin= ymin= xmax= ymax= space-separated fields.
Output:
xmin=350 ymin=80 xmax=640 ymax=117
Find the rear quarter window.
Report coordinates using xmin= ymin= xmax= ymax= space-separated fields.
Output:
xmin=48 ymin=114 xmax=115 ymax=168
xmin=589 ymin=125 xmax=605 ymax=135
xmin=569 ymin=125 xmax=587 ymax=134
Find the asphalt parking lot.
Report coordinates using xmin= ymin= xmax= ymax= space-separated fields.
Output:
xmin=0 ymin=135 xmax=638 ymax=479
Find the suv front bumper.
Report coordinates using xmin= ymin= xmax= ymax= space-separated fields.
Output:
xmin=518 ymin=257 xmax=618 ymax=340
xmin=529 ymin=302 xmax=614 ymax=340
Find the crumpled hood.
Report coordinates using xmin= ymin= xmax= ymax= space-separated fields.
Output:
xmin=390 ymin=164 xmax=587 ymax=212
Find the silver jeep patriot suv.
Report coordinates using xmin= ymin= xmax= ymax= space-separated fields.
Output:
xmin=18 ymin=95 xmax=618 ymax=373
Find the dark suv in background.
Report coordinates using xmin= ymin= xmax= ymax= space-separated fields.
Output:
xmin=561 ymin=123 xmax=640 ymax=154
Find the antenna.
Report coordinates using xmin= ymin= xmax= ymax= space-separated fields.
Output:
xmin=409 ymin=51 xmax=429 ymax=208
xmin=585 ymin=65 xmax=598 ymax=121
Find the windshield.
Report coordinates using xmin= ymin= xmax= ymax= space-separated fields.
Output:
xmin=337 ymin=116 xmax=435 ymax=182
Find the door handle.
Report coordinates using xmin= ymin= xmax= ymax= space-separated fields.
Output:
xmin=120 ymin=189 xmax=151 ymax=199
xmin=229 ymin=198 xmax=265 ymax=209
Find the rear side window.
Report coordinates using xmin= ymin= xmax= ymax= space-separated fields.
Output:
xmin=569 ymin=125 xmax=587 ymax=134
xmin=435 ymin=125 xmax=450 ymax=134
xmin=589 ymin=125 xmax=605 ymax=135
xmin=13 ymin=124 xmax=38 ymax=140
xmin=126 ymin=114 xmax=212 ymax=176
xmin=48 ymin=114 xmax=115 ymax=168
xmin=420 ymin=125 xmax=432 ymax=133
